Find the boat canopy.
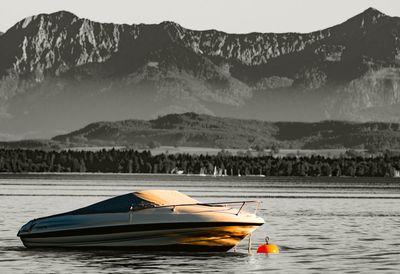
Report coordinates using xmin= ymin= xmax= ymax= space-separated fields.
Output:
xmin=68 ymin=190 xmax=198 ymax=215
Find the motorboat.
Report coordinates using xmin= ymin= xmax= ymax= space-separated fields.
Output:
xmin=18 ymin=190 xmax=264 ymax=252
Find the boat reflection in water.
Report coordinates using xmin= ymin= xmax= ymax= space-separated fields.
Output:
xmin=18 ymin=190 xmax=264 ymax=252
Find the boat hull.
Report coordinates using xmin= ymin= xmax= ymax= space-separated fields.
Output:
xmin=19 ymin=222 xmax=262 ymax=251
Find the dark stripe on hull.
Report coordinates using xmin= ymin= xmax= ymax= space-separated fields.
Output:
xmin=19 ymin=222 xmax=264 ymax=239
xmin=21 ymin=243 xmax=235 ymax=252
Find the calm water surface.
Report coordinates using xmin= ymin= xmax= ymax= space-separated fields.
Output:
xmin=1 ymin=175 xmax=399 ymax=273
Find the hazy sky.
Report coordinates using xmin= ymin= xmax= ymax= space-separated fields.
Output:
xmin=1 ymin=0 xmax=400 ymax=33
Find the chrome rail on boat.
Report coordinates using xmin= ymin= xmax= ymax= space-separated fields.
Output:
xmin=130 ymin=200 xmax=261 ymax=215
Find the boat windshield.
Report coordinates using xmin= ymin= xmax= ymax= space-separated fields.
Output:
xmin=69 ymin=193 xmax=156 ymax=215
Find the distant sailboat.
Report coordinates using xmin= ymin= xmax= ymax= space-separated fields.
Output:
xmin=213 ymin=166 xmax=218 ymax=176
xmin=199 ymin=167 xmax=206 ymax=176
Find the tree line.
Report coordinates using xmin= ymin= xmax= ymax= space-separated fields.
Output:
xmin=0 ymin=149 xmax=399 ymax=177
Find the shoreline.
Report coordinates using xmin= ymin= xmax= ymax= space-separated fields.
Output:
xmin=0 ymin=172 xmax=399 ymax=184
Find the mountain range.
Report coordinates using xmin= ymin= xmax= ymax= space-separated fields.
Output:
xmin=1 ymin=8 xmax=400 ymax=140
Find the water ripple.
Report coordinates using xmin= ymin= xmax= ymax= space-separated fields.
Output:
xmin=1 ymin=176 xmax=400 ymax=273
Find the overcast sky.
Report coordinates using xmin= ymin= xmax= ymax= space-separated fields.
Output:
xmin=1 ymin=0 xmax=400 ymax=33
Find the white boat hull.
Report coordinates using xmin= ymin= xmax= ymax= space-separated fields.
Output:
xmin=20 ymin=222 xmax=261 ymax=251
xmin=18 ymin=191 xmax=265 ymax=252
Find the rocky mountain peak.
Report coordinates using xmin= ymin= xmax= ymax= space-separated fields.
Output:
xmin=49 ymin=10 xmax=78 ymax=18
xmin=344 ymin=7 xmax=388 ymax=30
xmin=363 ymin=7 xmax=387 ymax=18
xmin=0 ymin=11 xmax=131 ymax=78
xmin=160 ymin=21 xmax=183 ymax=29
xmin=158 ymin=21 xmax=186 ymax=41
xmin=14 ymin=10 xmax=78 ymax=31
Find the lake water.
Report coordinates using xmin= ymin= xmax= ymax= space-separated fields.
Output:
xmin=1 ymin=174 xmax=400 ymax=273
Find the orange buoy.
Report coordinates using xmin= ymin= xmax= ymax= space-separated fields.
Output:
xmin=257 ymin=243 xmax=280 ymax=254
xmin=257 ymin=237 xmax=280 ymax=254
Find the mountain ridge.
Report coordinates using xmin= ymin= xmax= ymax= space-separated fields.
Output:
xmin=4 ymin=7 xmax=396 ymax=78
xmin=1 ymin=8 xmax=400 ymax=139
xmin=51 ymin=112 xmax=400 ymax=150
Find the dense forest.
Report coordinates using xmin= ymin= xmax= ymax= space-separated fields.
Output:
xmin=0 ymin=149 xmax=399 ymax=177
